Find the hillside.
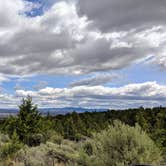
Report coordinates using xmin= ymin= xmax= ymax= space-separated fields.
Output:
xmin=0 ymin=98 xmax=165 ymax=166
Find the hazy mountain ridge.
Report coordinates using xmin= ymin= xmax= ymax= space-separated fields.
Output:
xmin=0 ymin=107 xmax=107 ymax=117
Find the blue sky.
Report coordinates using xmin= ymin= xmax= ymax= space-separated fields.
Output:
xmin=2 ymin=63 xmax=166 ymax=93
xmin=0 ymin=0 xmax=166 ymax=109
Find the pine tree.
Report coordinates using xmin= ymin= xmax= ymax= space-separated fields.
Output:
xmin=16 ymin=96 xmax=43 ymax=146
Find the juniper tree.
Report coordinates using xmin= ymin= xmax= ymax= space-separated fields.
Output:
xmin=16 ymin=96 xmax=43 ymax=146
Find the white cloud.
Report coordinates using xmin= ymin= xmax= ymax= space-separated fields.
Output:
xmin=14 ymin=81 xmax=166 ymax=108
xmin=1 ymin=0 xmax=166 ymax=109
xmin=0 ymin=0 xmax=24 ymax=28
xmin=0 ymin=0 xmax=166 ymax=77
xmin=0 ymin=81 xmax=165 ymax=109
xmin=0 ymin=75 xmax=10 ymax=84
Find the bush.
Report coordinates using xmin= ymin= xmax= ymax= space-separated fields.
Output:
xmin=83 ymin=121 xmax=162 ymax=166
xmin=82 ymin=141 xmax=93 ymax=156
xmin=13 ymin=142 xmax=79 ymax=166
xmin=0 ymin=132 xmax=23 ymax=160
xmin=0 ymin=142 xmax=23 ymax=160
xmin=0 ymin=133 xmax=10 ymax=143
xmin=26 ymin=133 xmax=45 ymax=147
xmin=48 ymin=132 xmax=63 ymax=145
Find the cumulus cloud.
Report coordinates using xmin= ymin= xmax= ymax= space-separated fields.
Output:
xmin=0 ymin=75 xmax=9 ymax=84
xmin=0 ymin=93 xmax=20 ymax=108
xmin=0 ymin=81 xmax=165 ymax=109
xmin=77 ymin=0 xmax=166 ymax=32
xmin=77 ymin=0 xmax=166 ymax=68
xmin=0 ymin=0 xmax=166 ymax=77
xmin=0 ymin=0 xmax=90 ymax=75
xmin=0 ymin=0 xmax=23 ymax=28
xmin=15 ymin=81 xmax=166 ymax=108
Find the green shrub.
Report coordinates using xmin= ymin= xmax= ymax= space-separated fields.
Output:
xmin=0 ymin=133 xmax=10 ymax=143
xmin=83 ymin=121 xmax=162 ymax=166
xmin=48 ymin=132 xmax=63 ymax=145
xmin=78 ymin=148 xmax=97 ymax=166
xmin=25 ymin=133 xmax=45 ymax=147
xmin=13 ymin=142 xmax=79 ymax=166
xmin=82 ymin=141 xmax=93 ymax=156
xmin=0 ymin=132 xmax=23 ymax=160
xmin=0 ymin=142 xmax=22 ymax=159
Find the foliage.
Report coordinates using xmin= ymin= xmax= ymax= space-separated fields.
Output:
xmin=50 ymin=107 xmax=166 ymax=153
xmin=16 ymin=97 xmax=43 ymax=145
xmin=11 ymin=141 xmax=80 ymax=166
xmin=3 ymin=97 xmax=48 ymax=146
xmin=0 ymin=131 xmax=23 ymax=160
xmin=0 ymin=98 xmax=165 ymax=165
xmin=48 ymin=131 xmax=63 ymax=145
xmin=84 ymin=121 xmax=162 ymax=166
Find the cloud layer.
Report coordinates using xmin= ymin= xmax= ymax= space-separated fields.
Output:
xmin=77 ymin=0 xmax=166 ymax=32
xmin=13 ymin=81 xmax=166 ymax=108
xmin=0 ymin=0 xmax=166 ymax=77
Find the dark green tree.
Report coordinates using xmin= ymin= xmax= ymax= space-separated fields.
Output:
xmin=15 ymin=96 xmax=43 ymax=146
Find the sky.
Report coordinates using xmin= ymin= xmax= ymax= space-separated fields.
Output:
xmin=0 ymin=0 xmax=166 ymax=109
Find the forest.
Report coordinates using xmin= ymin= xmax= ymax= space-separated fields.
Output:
xmin=0 ymin=97 xmax=165 ymax=166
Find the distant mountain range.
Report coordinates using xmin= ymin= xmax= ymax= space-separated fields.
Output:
xmin=0 ymin=107 xmax=107 ymax=118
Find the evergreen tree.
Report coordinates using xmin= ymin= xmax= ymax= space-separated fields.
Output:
xmin=16 ymin=96 xmax=43 ymax=146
